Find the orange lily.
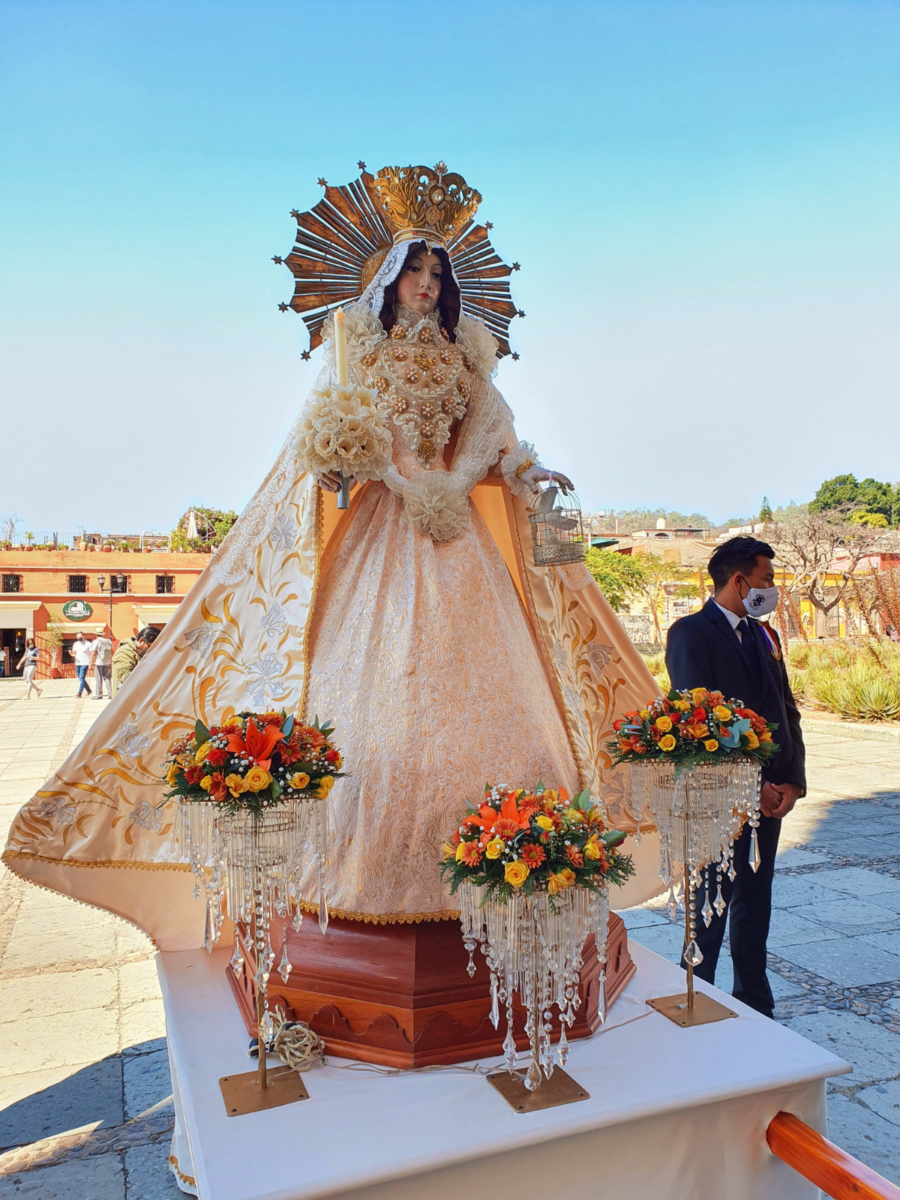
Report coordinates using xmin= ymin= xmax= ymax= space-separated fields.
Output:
xmin=463 ymin=794 xmax=532 ymax=839
xmin=225 ymin=718 xmax=285 ymax=771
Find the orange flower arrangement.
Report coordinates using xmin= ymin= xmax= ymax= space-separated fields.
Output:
xmin=440 ymin=783 xmax=634 ymax=904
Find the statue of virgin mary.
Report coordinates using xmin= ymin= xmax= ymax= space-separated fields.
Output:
xmin=3 ymin=163 xmax=660 ymax=945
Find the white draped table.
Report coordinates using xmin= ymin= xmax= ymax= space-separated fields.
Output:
xmin=159 ymin=940 xmax=847 ymax=1200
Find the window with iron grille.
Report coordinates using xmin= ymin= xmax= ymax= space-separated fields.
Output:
xmin=68 ymin=574 xmax=87 ymax=593
xmin=111 ymin=575 xmax=128 ymax=594
xmin=1 ymin=574 xmax=21 ymax=593
xmin=155 ymin=575 xmax=174 ymax=594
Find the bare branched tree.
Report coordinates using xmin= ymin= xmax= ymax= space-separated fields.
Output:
xmin=772 ymin=507 xmax=895 ymax=637
xmin=0 ymin=515 xmax=21 ymax=546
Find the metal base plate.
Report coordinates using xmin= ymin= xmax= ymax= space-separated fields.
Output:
xmin=487 ymin=1067 xmax=590 ymax=1113
xmin=647 ymin=990 xmax=738 ymax=1027
xmin=219 ymin=1066 xmax=309 ymax=1116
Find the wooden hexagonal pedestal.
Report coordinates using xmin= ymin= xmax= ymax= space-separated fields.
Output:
xmin=227 ymin=912 xmax=634 ymax=1068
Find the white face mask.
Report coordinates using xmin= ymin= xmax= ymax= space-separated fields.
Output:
xmin=743 ymin=586 xmax=778 ymax=618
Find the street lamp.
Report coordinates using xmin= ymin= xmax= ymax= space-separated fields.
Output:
xmin=96 ymin=574 xmax=124 ymax=638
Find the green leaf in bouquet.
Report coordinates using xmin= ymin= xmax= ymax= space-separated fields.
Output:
xmin=194 ymin=719 xmax=210 ymax=745
xmin=574 ymin=788 xmax=593 ymax=811
xmin=282 ymin=715 xmax=294 ymax=738
xmin=535 ymin=779 xmax=545 ymax=793
xmin=603 ymin=829 xmax=628 ymax=848
xmin=271 ymin=779 xmax=282 ymax=799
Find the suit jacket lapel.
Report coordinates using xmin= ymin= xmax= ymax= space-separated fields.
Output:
xmin=703 ymin=600 xmax=745 ymax=658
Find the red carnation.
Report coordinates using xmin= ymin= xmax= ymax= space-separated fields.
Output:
xmin=324 ymin=749 xmax=340 ymax=764
xmin=206 ymin=747 xmax=227 ymax=767
xmin=692 ymin=708 xmax=707 ymax=721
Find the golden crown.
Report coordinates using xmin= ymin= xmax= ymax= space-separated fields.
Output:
xmin=373 ymin=162 xmax=482 ymax=246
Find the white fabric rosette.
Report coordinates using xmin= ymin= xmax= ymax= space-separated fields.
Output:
xmin=294 ymin=383 xmax=392 ymax=484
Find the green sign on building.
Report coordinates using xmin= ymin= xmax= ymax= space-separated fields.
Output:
xmin=62 ymin=600 xmax=93 ymax=621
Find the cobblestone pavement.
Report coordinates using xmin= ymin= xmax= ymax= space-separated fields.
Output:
xmin=2 ymin=685 xmax=900 ymax=1194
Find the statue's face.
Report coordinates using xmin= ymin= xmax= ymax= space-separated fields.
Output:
xmin=396 ymin=248 xmax=442 ymax=316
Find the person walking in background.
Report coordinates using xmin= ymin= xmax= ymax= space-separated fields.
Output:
xmin=72 ymin=632 xmax=93 ymax=698
xmin=90 ymin=630 xmax=113 ymax=699
xmin=17 ymin=638 xmax=42 ymax=699
xmin=665 ymin=536 xmax=806 ymax=1018
xmin=112 ymin=627 xmax=159 ymax=694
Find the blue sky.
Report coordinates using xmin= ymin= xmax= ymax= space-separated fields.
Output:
xmin=2 ymin=1 xmax=900 ymax=533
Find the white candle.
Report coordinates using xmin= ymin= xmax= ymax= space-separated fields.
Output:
xmin=334 ymin=307 xmax=348 ymax=387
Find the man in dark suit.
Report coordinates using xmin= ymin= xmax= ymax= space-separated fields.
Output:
xmin=665 ymin=536 xmax=806 ymax=1018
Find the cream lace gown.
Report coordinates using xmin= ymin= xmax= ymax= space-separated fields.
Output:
xmin=4 ymin=301 xmax=660 ymax=946
xmin=305 ymin=456 xmax=576 ymax=922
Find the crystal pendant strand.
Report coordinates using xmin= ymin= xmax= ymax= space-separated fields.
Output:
xmin=173 ymin=795 xmax=329 ymax=986
xmin=458 ymin=882 xmax=609 ymax=1091
xmin=629 ymin=758 xmax=761 ymax=970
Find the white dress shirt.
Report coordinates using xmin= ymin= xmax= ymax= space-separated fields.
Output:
xmin=714 ymin=601 xmax=749 ymax=643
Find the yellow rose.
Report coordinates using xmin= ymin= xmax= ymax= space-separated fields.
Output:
xmin=583 ymin=836 xmax=601 ymax=861
xmin=745 ymin=731 xmax=760 ymax=750
xmin=194 ymin=741 xmax=211 ymax=764
xmin=564 ymin=807 xmax=581 ymax=821
xmin=225 ymin=773 xmax=248 ymax=797
xmin=485 ymin=837 xmax=505 ymax=859
xmin=547 ymin=869 xmax=575 ymax=895
xmin=166 ymin=762 xmax=181 ymax=786
xmin=639 ymin=710 xmax=650 ymax=721
xmin=760 ymin=730 xmax=773 ymax=743
xmin=690 ymin=688 xmax=708 ymax=704
xmin=289 ymin=772 xmax=311 ymax=790
xmin=245 ymin=766 xmax=272 ymax=792
xmin=318 ymin=775 xmax=335 ymax=792
xmin=713 ymin=706 xmax=732 ymax=721
xmin=675 ymin=700 xmax=692 ymax=712
xmin=655 ymin=715 xmax=673 ymax=732
xmin=222 ymin=716 xmax=242 ymax=730
xmin=199 ymin=774 xmax=213 ymax=792
xmin=504 ymin=861 xmax=530 ymax=888
xmin=455 ymin=842 xmax=469 ymax=862
xmin=658 ymin=734 xmax=677 ymax=752
xmin=704 ymin=739 xmax=719 ymax=752
xmin=441 ymin=841 xmax=456 ymax=861
xmin=535 ymin=814 xmax=554 ymax=831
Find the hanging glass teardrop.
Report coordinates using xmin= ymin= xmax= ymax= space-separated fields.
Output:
xmin=503 ymin=1025 xmax=517 ymax=1070
xmin=318 ymin=891 xmax=329 ymax=934
xmin=490 ymin=976 xmax=500 ymax=1028
xmin=714 ymin=882 xmax=726 ymax=918
xmin=203 ymin=902 xmax=217 ymax=953
xmin=292 ymin=906 xmax=304 ymax=932
xmin=525 ymin=1060 xmax=543 ymax=1092
xmin=557 ymin=1023 xmax=570 ymax=1065
xmin=685 ymin=938 xmax=704 ymax=967
xmin=278 ymin=940 xmax=292 ymax=984
xmin=667 ymin=885 xmax=679 ymax=922
xmin=728 ymin=863 xmax=737 ymax=882
xmin=701 ymin=892 xmax=713 ymax=928
xmin=749 ymin=827 xmax=761 ymax=872
xmin=229 ymin=935 xmax=243 ymax=978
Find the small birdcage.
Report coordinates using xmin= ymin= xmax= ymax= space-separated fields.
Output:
xmin=529 ymin=486 xmax=586 ymax=566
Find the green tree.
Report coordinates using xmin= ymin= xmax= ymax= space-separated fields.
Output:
xmin=170 ymin=506 xmax=239 ymax=552
xmin=585 ymin=548 xmax=646 ymax=612
xmin=758 ymin=497 xmax=774 ymax=523
xmin=809 ymin=474 xmax=897 ymax=523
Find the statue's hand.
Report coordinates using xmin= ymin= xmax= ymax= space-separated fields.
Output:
xmin=318 ymin=471 xmax=359 ymax=494
xmin=519 ymin=466 xmax=574 ymax=496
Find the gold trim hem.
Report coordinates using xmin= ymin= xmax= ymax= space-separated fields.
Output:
xmin=169 ymin=1154 xmax=198 ymax=1190
xmin=297 ymin=898 xmax=460 ymax=925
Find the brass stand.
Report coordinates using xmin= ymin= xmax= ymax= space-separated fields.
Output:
xmin=488 ymin=960 xmax=590 ymax=1113
xmin=647 ymin=849 xmax=737 ymax=1028
xmin=218 ymin=823 xmax=310 ymax=1116
xmin=488 ymin=1068 xmax=590 ymax=1113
